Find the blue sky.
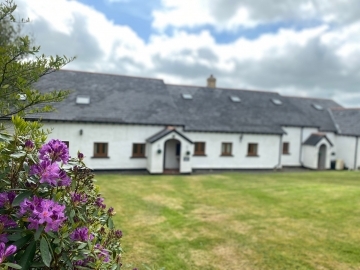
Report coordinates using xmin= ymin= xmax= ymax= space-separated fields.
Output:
xmin=17 ymin=0 xmax=360 ymax=107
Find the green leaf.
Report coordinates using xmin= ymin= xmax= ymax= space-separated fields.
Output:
xmin=107 ymin=218 xmax=114 ymax=229
xmin=34 ymin=226 xmax=44 ymax=241
xmin=78 ymin=242 xmax=87 ymax=249
xmin=19 ymin=241 xmax=36 ymax=270
xmin=13 ymin=234 xmax=32 ymax=250
xmin=6 ymin=233 xmax=23 ymax=242
xmin=30 ymin=261 xmax=46 ymax=268
xmin=12 ymin=191 xmax=33 ymax=207
xmin=54 ymin=247 xmax=62 ymax=254
xmin=40 ymin=237 xmax=52 ymax=267
xmin=10 ymin=152 xmax=26 ymax=159
xmin=3 ymin=263 xmax=22 ymax=269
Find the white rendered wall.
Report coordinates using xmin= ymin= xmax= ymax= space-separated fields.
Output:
xmin=335 ymin=136 xmax=356 ymax=169
xmin=281 ymin=127 xmax=301 ymax=166
xmin=356 ymin=138 xmax=360 ymax=170
xmin=302 ymin=138 xmax=332 ymax=170
xmin=43 ymin=122 xmax=166 ymax=170
xmin=302 ymin=145 xmax=318 ymax=169
xmin=184 ymin=132 xmax=281 ymax=169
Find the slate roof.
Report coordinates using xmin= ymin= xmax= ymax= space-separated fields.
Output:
xmin=146 ymin=127 xmax=193 ymax=144
xmin=303 ymin=133 xmax=334 ymax=146
xmin=23 ymin=70 xmax=345 ymax=135
xmin=330 ymin=108 xmax=360 ymax=136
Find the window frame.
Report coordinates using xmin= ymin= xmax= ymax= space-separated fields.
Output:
xmin=282 ymin=142 xmax=290 ymax=155
xmin=221 ymin=142 xmax=233 ymax=156
xmin=132 ymin=143 xmax=146 ymax=158
xmin=93 ymin=142 xmax=108 ymax=158
xmin=194 ymin=142 xmax=206 ymax=156
xmin=62 ymin=141 xmax=69 ymax=149
xmin=247 ymin=143 xmax=258 ymax=157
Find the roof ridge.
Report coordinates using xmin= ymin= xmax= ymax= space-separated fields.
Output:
xmin=282 ymin=94 xmax=334 ymax=101
xmin=61 ymin=69 xmax=165 ymax=82
xmin=166 ymin=83 xmax=280 ymax=94
xmin=331 ymin=107 xmax=360 ymax=110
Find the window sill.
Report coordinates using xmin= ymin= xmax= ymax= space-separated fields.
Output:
xmin=246 ymin=154 xmax=259 ymax=157
xmin=91 ymin=156 xmax=110 ymax=159
xmin=131 ymin=156 xmax=147 ymax=159
xmin=220 ymin=154 xmax=233 ymax=157
xmin=282 ymin=153 xmax=290 ymax=155
xmin=193 ymin=154 xmax=207 ymax=157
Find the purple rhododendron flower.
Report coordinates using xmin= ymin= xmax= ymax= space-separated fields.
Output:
xmin=24 ymin=140 xmax=35 ymax=151
xmin=77 ymin=152 xmax=84 ymax=160
xmin=0 ymin=242 xmax=16 ymax=263
xmin=30 ymin=161 xmax=71 ymax=187
xmin=58 ymin=169 xmax=71 ymax=186
xmin=95 ymin=244 xmax=110 ymax=262
xmin=70 ymin=192 xmax=87 ymax=205
xmin=0 ymin=215 xmax=17 ymax=229
xmin=30 ymin=160 xmax=60 ymax=186
xmin=95 ymin=197 xmax=106 ymax=209
xmin=39 ymin=139 xmax=69 ymax=164
xmin=0 ymin=192 xmax=16 ymax=208
xmin=115 ymin=230 xmax=123 ymax=239
xmin=19 ymin=196 xmax=66 ymax=232
xmin=70 ymin=227 xmax=94 ymax=242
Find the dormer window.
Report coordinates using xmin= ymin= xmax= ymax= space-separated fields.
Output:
xmin=271 ymin=98 xmax=282 ymax=105
xmin=76 ymin=96 xmax=90 ymax=105
xmin=182 ymin=94 xmax=193 ymax=100
xmin=312 ymin=104 xmax=323 ymax=110
xmin=230 ymin=96 xmax=241 ymax=102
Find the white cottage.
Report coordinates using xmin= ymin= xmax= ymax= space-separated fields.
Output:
xmin=10 ymin=70 xmax=359 ymax=174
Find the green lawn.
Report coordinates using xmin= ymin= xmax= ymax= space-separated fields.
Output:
xmin=96 ymin=172 xmax=360 ymax=270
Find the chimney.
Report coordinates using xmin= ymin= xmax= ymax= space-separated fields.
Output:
xmin=207 ymin=74 xmax=216 ymax=88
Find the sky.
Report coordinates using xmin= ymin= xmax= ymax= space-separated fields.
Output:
xmin=14 ymin=0 xmax=360 ymax=107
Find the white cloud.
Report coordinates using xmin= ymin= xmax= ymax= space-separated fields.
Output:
xmin=152 ymin=0 xmax=360 ymax=31
xmin=13 ymin=0 xmax=360 ymax=107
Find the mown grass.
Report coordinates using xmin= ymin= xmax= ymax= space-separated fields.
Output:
xmin=96 ymin=172 xmax=360 ymax=270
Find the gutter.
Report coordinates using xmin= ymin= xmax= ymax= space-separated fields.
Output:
xmin=277 ymin=134 xmax=283 ymax=169
xmin=355 ymin=137 xmax=359 ymax=170
xmin=299 ymin=127 xmax=304 ymax=166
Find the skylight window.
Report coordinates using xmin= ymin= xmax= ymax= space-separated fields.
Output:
xmin=18 ymin=94 xmax=27 ymax=101
xmin=76 ymin=96 xmax=90 ymax=105
xmin=271 ymin=98 xmax=282 ymax=105
xmin=182 ymin=94 xmax=193 ymax=100
xmin=230 ymin=96 xmax=241 ymax=102
xmin=312 ymin=104 xmax=323 ymax=110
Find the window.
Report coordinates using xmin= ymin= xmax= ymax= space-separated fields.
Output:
xmin=271 ymin=98 xmax=282 ymax=105
xmin=94 ymin=143 xmax=108 ymax=158
xmin=194 ymin=142 xmax=206 ymax=156
xmin=282 ymin=142 xmax=290 ymax=155
xmin=247 ymin=143 xmax=258 ymax=156
xmin=62 ymin=141 xmax=69 ymax=149
xmin=230 ymin=96 xmax=241 ymax=102
xmin=132 ymin=143 xmax=145 ymax=157
xmin=76 ymin=96 xmax=90 ymax=105
xmin=182 ymin=94 xmax=193 ymax=100
xmin=221 ymin=142 xmax=232 ymax=156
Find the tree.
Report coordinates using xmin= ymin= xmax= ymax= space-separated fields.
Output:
xmin=0 ymin=0 xmax=74 ymax=118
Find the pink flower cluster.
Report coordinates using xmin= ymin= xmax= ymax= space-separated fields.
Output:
xmin=19 ymin=196 xmax=66 ymax=232
xmin=30 ymin=139 xmax=71 ymax=187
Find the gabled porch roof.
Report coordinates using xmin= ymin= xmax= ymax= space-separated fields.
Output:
xmin=146 ymin=127 xmax=193 ymax=144
xmin=303 ymin=133 xmax=333 ymax=147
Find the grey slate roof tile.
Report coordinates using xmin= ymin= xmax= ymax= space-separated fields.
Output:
xmin=26 ymin=70 xmax=345 ymax=135
xmin=330 ymin=108 xmax=360 ymax=136
xmin=303 ymin=133 xmax=333 ymax=146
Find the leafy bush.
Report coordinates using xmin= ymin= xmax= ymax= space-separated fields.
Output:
xmin=0 ymin=116 xmax=122 ymax=269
